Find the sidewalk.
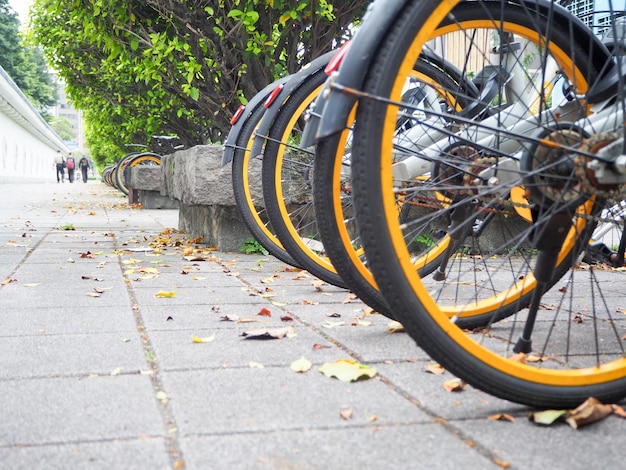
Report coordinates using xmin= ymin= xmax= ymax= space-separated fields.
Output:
xmin=0 ymin=181 xmax=625 ymax=469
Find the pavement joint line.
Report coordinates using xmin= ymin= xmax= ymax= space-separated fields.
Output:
xmin=0 ymin=225 xmax=55 ymax=287
xmin=215 ymin=257 xmax=509 ymax=463
xmin=0 ymin=435 xmax=165 ymax=451
xmin=217 ymin=258 xmax=371 ymax=363
xmin=372 ymin=372 xmax=510 ymax=466
xmin=112 ymin=227 xmax=185 ymax=468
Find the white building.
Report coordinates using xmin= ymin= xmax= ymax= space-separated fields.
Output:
xmin=0 ymin=65 xmax=69 ymax=181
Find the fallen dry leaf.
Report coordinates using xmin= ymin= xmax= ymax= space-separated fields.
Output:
xmin=220 ymin=314 xmax=240 ymax=322
xmin=613 ymin=405 xmax=626 ymax=418
xmin=311 ymin=280 xmax=325 ymax=291
xmin=425 ymin=363 xmax=446 ymax=375
xmin=154 ymin=291 xmax=177 ymax=298
xmin=280 ymin=315 xmax=294 ymax=322
xmin=443 ymin=378 xmax=466 ymax=392
xmin=241 ymin=326 xmax=296 ymax=340
xmin=1 ymin=277 xmax=17 ymax=285
xmin=191 ymin=333 xmax=216 ymax=343
xmin=322 ymin=320 xmax=345 ymax=328
xmin=340 ymin=408 xmax=353 ymax=420
xmin=257 ymin=307 xmax=272 ymax=317
xmin=508 ymin=352 xmax=527 ymax=364
xmin=86 ymin=292 xmax=101 ymax=297
xmin=182 ymin=247 xmax=194 ymax=257
xmin=387 ymin=321 xmax=405 ymax=333
xmin=565 ymin=397 xmax=613 ymax=429
xmin=290 ymin=357 xmax=312 ymax=373
xmin=488 ymin=413 xmax=515 ymax=423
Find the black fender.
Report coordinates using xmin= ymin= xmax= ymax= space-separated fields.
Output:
xmin=249 ymin=50 xmax=336 ymax=159
xmin=316 ymin=0 xmax=613 ymax=140
xmin=315 ymin=0 xmax=411 ymax=140
xmin=221 ymin=76 xmax=289 ymax=166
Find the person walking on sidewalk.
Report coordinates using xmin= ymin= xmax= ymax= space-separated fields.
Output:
xmin=66 ymin=153 xmax=76 ymax=183
xmin=79 ymin=155 xmax=90 ymax=183
xmin=53 ymin=150 xmax=65 ymax=183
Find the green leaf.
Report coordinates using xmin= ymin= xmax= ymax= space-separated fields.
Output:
xmin=529 ymin=409 xmax=567 ymax=425
xmin=319 ymin=360 xmax=377 ymax=382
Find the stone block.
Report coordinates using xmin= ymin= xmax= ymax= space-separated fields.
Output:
xmin=178 ymin=204 xmax=251 ymax=252
xmin=160 ymin=145 xmax=253 ymax=251
xmin=130 ymin=166 xmax=162 ymax=191
xmin=128 ymin=166 xmax=178 ymax=209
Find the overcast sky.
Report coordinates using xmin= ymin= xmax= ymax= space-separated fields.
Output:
xmin=9 ymin=0 xmax=33 ymax=26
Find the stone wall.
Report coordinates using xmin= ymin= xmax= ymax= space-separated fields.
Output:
xmin=160 ymin=145 xmax=253 ymax=252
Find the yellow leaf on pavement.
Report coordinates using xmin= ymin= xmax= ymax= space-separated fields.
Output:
xmin=191 ymin=333 xmax=216 ymax=343
xmin=319 ymin=360 xmax=377 ymax=382
xmin=387 ymin=321 xmax=405 ymax=333
xmin=154 ymin=291 xmax=177 ymax=298
xmin=290 ymin=357 xmax=312 ymax=373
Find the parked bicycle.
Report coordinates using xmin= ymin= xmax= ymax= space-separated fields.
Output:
xmin=314 ymin=0 xmax=626 ymax=407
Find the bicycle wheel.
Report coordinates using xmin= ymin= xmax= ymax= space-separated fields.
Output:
xmin=261 ymin=68 xmax=348 ymax=287
xmin=115 ymin=152 xmax=162 ymax=196
xmin=350 ymin=0 xmax=626 ymax=407
xmin=314 ymin=52 xmax=481 ymax=319
xmin=230 ymin=99 xmax=301 ymax=266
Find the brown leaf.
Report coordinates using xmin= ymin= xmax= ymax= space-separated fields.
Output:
xmin=257 ymin=307 xmax=271 ymax=317
xmin=613 ymin=404 xmax=626 ymax=418
xmin=443 ymin=378 xmax=466 ymax=392
xmin=488 ymin=413 xmax=516 ymax=422
xmin=340 ymin=408 xmax=353 ymax=421
xmin=527 ymin=354 xmax=550 ymax=363
xmin=493 ymin=457 xmax=511 ymax=469
xmin=565 ymin=397 xmax=613 ymax=429
xmin=280 ymin=315 xmax=294 ymax=322
xmin=312 ymin=343 xmax=331 ymax=350
xmin=1 ymin=277 xmax=17 ymax=285
xmin=508 ymin=352 xmax=527 ymax=364
xmin=312 ymin=280 xmax=325 ymax=291
xmin=425 ymin=363 xmax=446 ymax=375
xmin=182 ymin=247 xmax=194 ymax=257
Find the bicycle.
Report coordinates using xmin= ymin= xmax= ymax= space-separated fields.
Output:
xmin=316 ymin=0 xmax=626 ymax=407
xmin=113 ymin=136 xmax=182 ymax=195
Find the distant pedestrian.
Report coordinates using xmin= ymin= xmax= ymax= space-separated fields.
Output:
xmin=66 ymin=153 xmax=76 ymax=183
xmin=79 ymin=155 xmax=90 ymax=183
xmin=53 ymin=150 xmax=65 ymax=183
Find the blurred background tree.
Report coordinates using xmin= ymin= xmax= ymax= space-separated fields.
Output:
xmin=0 ymin=0 xmax=57 ymax=114
xmin=28 ymin=0 xmax=367 ymax=166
